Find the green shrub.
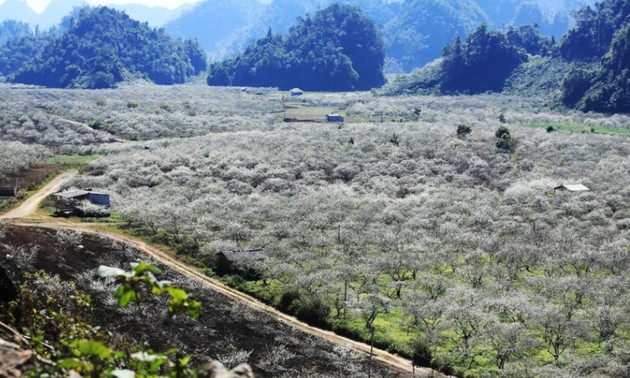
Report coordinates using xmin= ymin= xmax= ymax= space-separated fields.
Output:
xmin=457 ymin=124 xmax=471 ymax=137
xmin=278 ymin=288 xmax=330 ymax=328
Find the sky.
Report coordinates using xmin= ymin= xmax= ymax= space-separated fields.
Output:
xmin=21 ymin=1 xmax=198 ymax=13
xmin=6 ymin=0 xmax=272 ymax=14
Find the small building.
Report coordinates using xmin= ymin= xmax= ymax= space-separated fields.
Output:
xmin=0 ymin=186 xmax=18 ymax=196
xmin=215 ymin=249 xmax=268 ymax=277
xmin=52 ymin=189 xmax=110 ymax=216
xmin=554 ymin=184 xmax=590 ymax=193
xmin=326 ymin=113 xmax=345 ymax=122
xmin=289 ymin=88 xmax=304 ymax=96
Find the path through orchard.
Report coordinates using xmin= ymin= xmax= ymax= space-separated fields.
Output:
xmin=1 ymin=172 xmax=442 ymax=377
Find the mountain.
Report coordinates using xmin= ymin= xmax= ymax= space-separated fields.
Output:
xmin=0 ymin=0 xmax=189 ymax=28
xmin=0 ymin=0 xmax=38 ymax=25
xmin=165 ymin=0 xmax=594 ymax=72
xmin=107 ymin=3 xmax=193 ymax=27
xmin=0 ymin=19 xmax=31 ymax=43
xmin=384 ymin=0 xmax=629 ymax=114
xmin=384 ymin=0 xmax=488 ymax=72
xmin=165 ymin=0 xmax=265 ymax=60
xmin=206 ymin=4 xmax=386 ymax=91
xmin=165 ymin=0 xmax=401 ymax=62
xmin=560 ymin=0 xmax=630 ymax=113
xmin=36 ymin=0 xmax=85 ymax=29
xmin=9 ymin=6 xmax=207 ymax=89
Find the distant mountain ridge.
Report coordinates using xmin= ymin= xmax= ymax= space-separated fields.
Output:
xmin=165 ymin=0 xmax=596 ymax=71
xmin=0 ymin=1 xmax=597 ymax=70
xmin=0 ymin=0 xmax=190 ymax=28
xmin=6 ymin=6 xmax=207 ymax=88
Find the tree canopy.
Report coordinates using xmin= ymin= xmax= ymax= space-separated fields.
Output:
xmin=560 ymin=0 xmax=630 ymax=113
xmin=559 ymin=0 xmax=630 ymax=61
xmin=6 ymin=6 xmax=207 ymax=89
xmin=440 ymin=24 xmax=530 ymax=93
xmin=206 ymin=4 xmax=386 ymax=91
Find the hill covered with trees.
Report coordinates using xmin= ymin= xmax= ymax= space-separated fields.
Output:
xmin=206 ymin=4 xmax=386 ymax=91
xmin=385 ymin=23 xmax=553 ymax=94
xmin=386 ymin=0 xmax=630 ymax=114
xmin=559 ymin=0 xmax=630 ymax=113
xmin=5 ymin=7 xmax=207 ymax=89
xmin=165 ymin=0 xmax=594 ymax=73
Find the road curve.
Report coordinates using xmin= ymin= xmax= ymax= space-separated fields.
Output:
xmin=0 ymin=171 xmax=76 ymax=220
xmin=2 ymin=172 xmax=441 ymax=377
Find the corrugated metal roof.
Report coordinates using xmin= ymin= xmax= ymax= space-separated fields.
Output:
xmin=53 ymin=189 xmax=109 ymax=199
xmin=53 ymin=190 xmax=91 ymax=198
xmin=555 ymin=184 xmax=590 ymax=192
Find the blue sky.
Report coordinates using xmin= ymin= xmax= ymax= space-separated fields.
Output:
xmin=6 ymin=0 xmax=271 ymax=14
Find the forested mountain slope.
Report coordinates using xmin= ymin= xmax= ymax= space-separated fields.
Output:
xmin=384 ymin=0 xmax=488 ymax=71
xmin=6 ymin=6 xmax=207 ymax=89
xmin=0 ymin=0 xmax=189 ymax=28
xmin=206 ymin=4 xmax=386 ymax=91
xmin=166 ymin=0 xmax=594 ymax=72
xmin=559 ymin=0 xmax=630 ymax=113
xmin=164 ymin=0 xmax=265 ymax=60
xmin=386 ymin=0 xmax=630 ymax=114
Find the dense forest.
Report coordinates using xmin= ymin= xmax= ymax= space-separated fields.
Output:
xmin=386 ymin=0 xmax=630 ymax=114
xmin=383 ymin=0 xmax=487 ymax=72
xmin=165 ymin=0 xmax=594 ymax=73
xmin=206 ymin=4 xmax=386 ymax=91
xmin=2 ymin=7 xmax=207 ymax=89
xmin=559 ymin=0 xmax=630 ymax=113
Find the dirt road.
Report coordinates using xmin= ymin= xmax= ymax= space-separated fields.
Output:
xmin=0 ymin=171 xmax=75 ymax=220
xmin=2 ymin=172 xmax=439 ymax=377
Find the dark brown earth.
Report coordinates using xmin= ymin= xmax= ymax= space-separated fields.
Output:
xmin=0 ymin=165 xmax=63 ymax=210
xmin=0 ymin=223 xmax=410 ymax=377
xmin=3 ymin=165 xmax=63 ymax=192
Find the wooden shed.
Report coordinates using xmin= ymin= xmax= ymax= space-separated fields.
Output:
xmin=215 ymin=249 xmax=268 ymax=277
xmin=0 ymin=186 xmax=18 ymax=196
xmin=326 ymin=113 xmax=345 ymax=122
xmin=52 ymin=189 xmax=110 ymax=216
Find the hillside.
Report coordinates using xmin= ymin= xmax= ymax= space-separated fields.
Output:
xmin=0 ymin=0 xmax=189 ymax=27
xmin=164 ymin=0 xmax=595 ymax=72
xmin=384 ymin=0 xmax=630 ymax=114
xmin=0 ymin=223 xmax=397 ymax=377
xmin=7 ymin=6 xmax=207 ymax=89
xmin=165 ymin=0 xmax=265 ymax=61
xmin=206 ymin=4 xmax=386 ymax=91
xmin=559 ymin=0 xmax=630 ymax=113
xmin=384 ymin=0 xmax=488 ymax=71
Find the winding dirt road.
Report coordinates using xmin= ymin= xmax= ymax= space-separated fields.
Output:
xmin=1 ymin=173 xmax=439 ymax=377
xmin=0 ymin=171 xmax=76 ymax=220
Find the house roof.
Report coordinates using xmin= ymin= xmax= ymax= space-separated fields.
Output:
xmin=53 ymin=189 xmax=109 ymax=199
xmin=555 ymin=184 xmax=590 ymax=192
xmin=290 ymin=88 xmax=303 ymax=93
xmin=217 ymin=249 xmax=268 ymax=262
xmin=53 ymin=189 xmax=91 ymax=199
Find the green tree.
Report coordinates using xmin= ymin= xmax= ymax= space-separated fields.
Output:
xmin=207 ymin=4 xmax=385 ymax=91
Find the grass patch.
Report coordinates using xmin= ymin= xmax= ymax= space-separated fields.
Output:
xmin=46 ymin=154 xmax=105 ymax=165
xmin=282 ymin=106 xmax=343 ymax=121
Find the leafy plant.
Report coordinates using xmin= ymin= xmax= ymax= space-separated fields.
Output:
xmin=97 ymin=262 xmax=202 ymax=319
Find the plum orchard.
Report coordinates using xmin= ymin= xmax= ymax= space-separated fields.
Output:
xmin=2 ymin=83 xmax=629 ymax=376
xmin=68 ymin=89 xmax=630 ymax=377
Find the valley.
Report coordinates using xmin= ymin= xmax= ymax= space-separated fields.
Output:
xmin=0 ymin=82 xmax=628 ymax=377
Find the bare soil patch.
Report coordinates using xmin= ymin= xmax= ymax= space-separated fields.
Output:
xmin=0 ymin=223 xmax=408 ymax=377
